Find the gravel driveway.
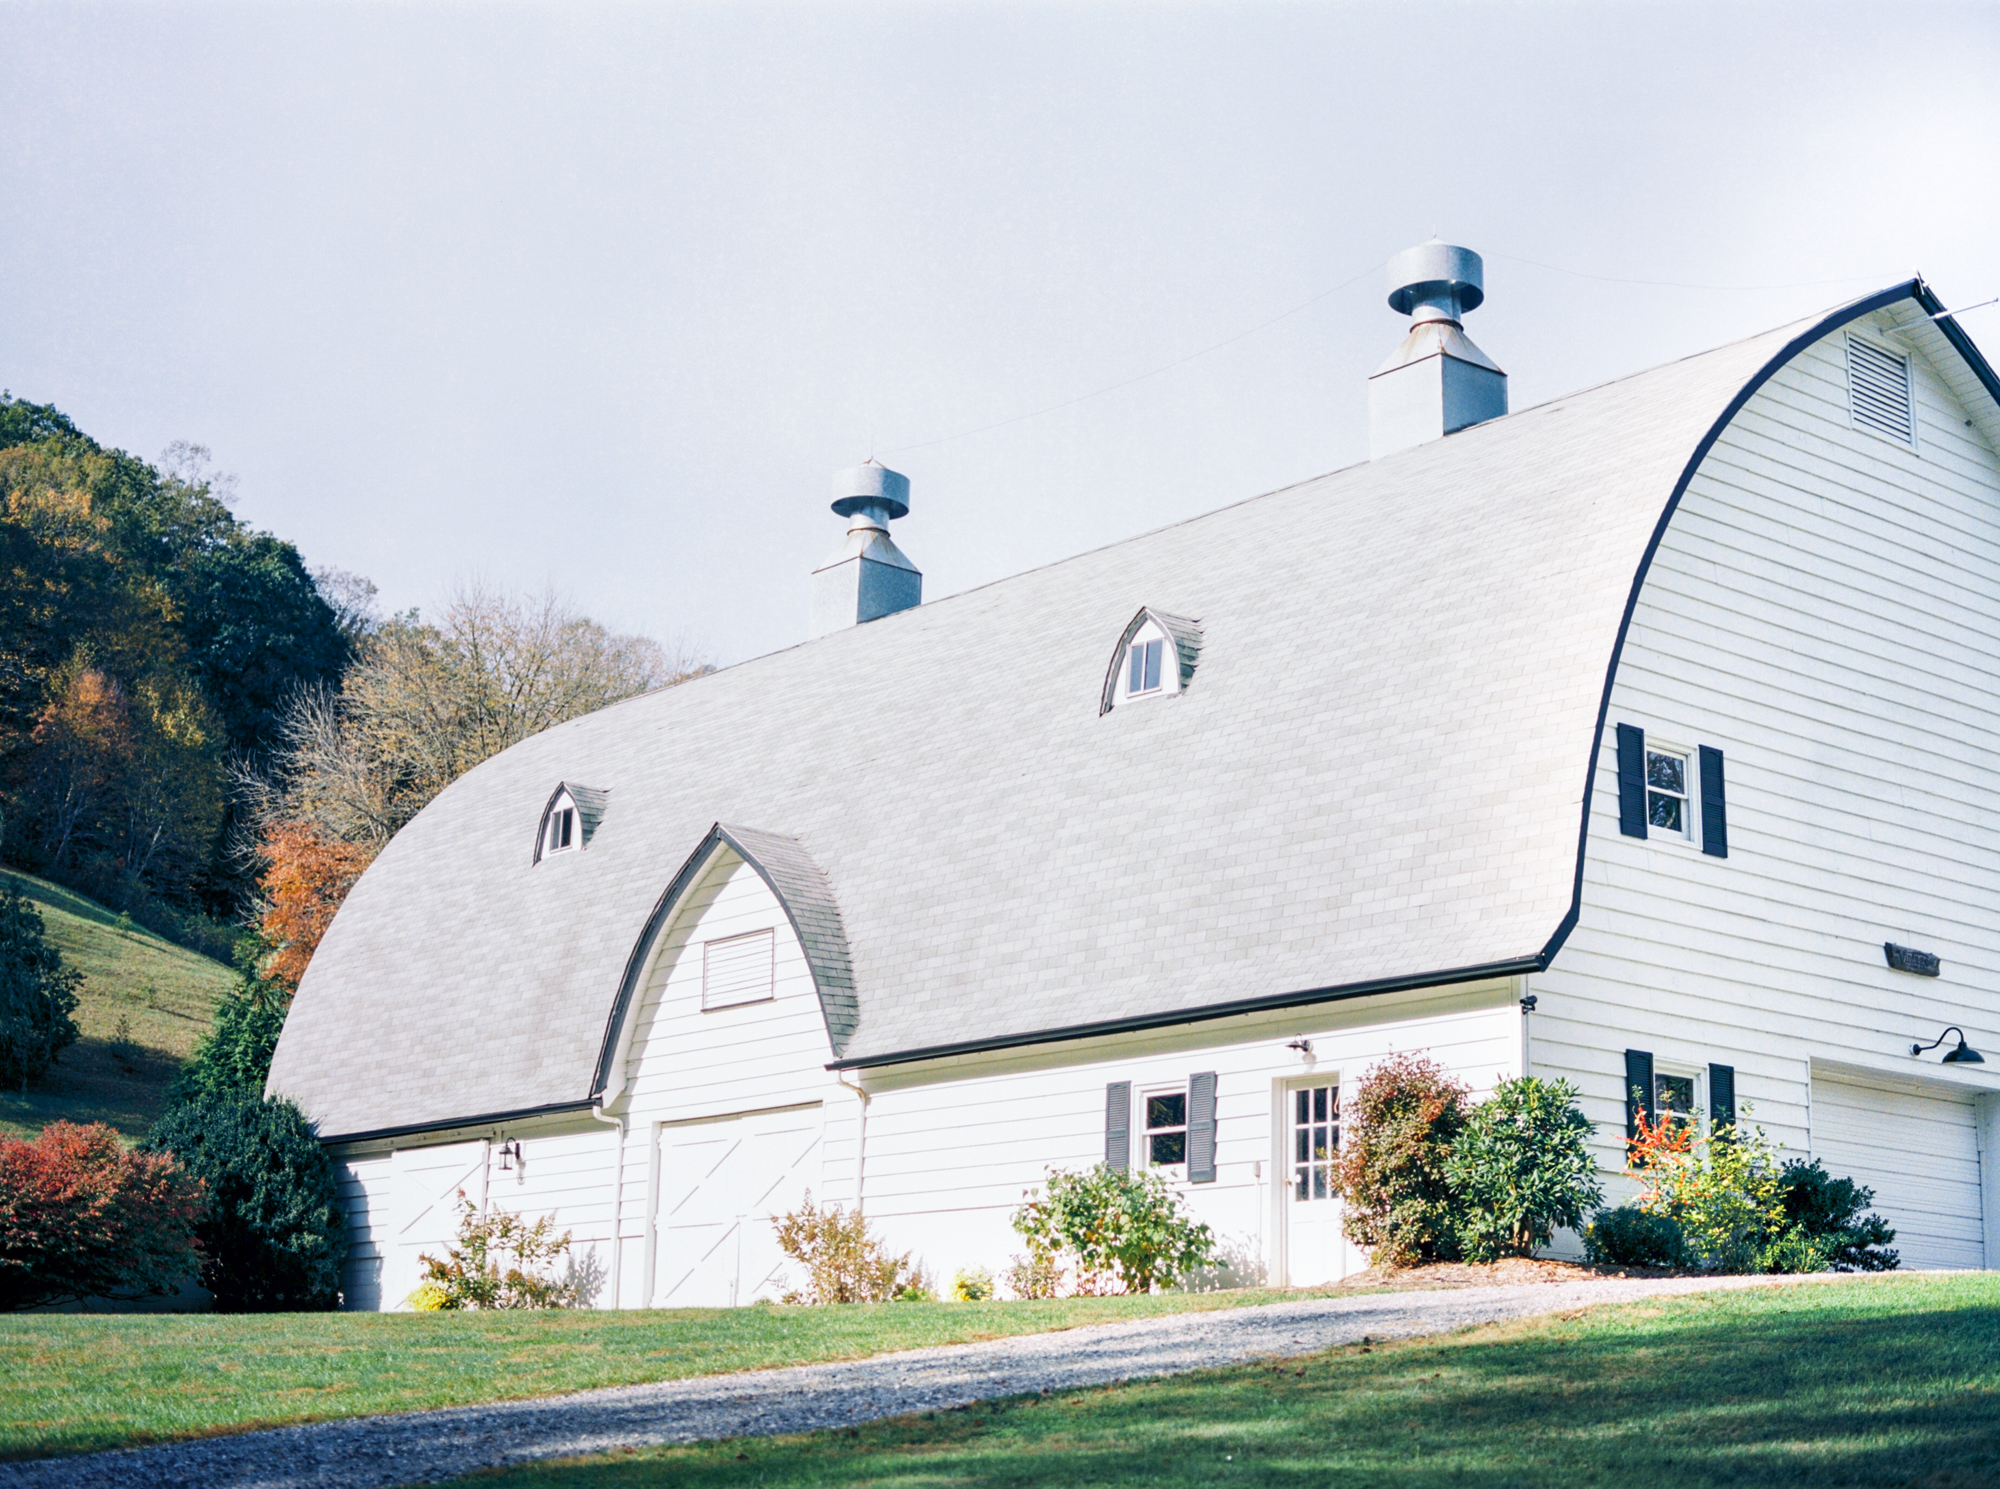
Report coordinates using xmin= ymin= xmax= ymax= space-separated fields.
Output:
xmin=4 ymin=1274 xmax=1828 ymax=1489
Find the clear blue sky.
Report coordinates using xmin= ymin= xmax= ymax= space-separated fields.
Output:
xmin=3 ymin=2 xmax=1996 ymax=664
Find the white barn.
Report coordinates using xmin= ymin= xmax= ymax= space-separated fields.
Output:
xmin=268 ymin=245 xmax=2000 ymax=1308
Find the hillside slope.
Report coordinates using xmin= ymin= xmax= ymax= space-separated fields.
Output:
xmin=0 ymin=870 xmax=236 ymax=1139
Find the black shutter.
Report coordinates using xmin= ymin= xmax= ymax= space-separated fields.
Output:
xmin=1105 ymin=1082 xmax=1131 ymax=1172
xmin=1617 ymin=724 xmax=1648 ymax=838
xmin=1187 ymin=1072 xmax=1218 ymax=1184
xmin=1709 ymin=1063 xmax=1736 ymax=1129
xmin=1624 ymin=1049 xmax=1655 ymax=1142
xmin=1699 ymin=745 xmax=1727 ymax=858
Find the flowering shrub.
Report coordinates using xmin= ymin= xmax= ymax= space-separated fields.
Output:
xmin=1626 ymin=1106 xmax=1785 ymax=1272
xmin=1011 ymin=1165 xmax=1214 ymax=1295
xmin=773 ymin=1191 xmax=918 ymax=1304
xmin=416 ymin=1192 xmax=581 ymax=1309
xmin=950 ymin=1265 xmax=995 ymax=1301
xmin=0 ymin=1121 xmax=205 ymax=1309
xmin=1331 ymin=1053 xmax=1470 ymax=1266
xmin=1445 ymin=1076 xmax=1603 ymax=1260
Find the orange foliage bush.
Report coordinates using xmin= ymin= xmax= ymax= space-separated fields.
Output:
xmin=258 ymin=822 xmax=376 ymax=990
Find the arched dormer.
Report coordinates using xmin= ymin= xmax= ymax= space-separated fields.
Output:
xmin=1099 ymin=607 xmax=1203 ymax=715
xmin=592 ymin=823 xmax=856 ymax=1100
xmin=534 ymin=782 xmax=610 ymax=862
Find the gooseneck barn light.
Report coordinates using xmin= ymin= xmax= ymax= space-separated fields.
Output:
xmin=1910 ymin=1027 xmax=1985 ymax=1064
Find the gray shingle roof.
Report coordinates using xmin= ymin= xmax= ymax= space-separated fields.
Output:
xmin=269 ymin=289 xmax=1936 ymax=1140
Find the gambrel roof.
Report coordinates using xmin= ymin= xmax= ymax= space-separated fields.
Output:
xmin=269 ymin=280 xmax=2000 ymax=1141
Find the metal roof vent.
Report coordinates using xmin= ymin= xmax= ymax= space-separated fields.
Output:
xmin=809 ymin=461 xmax=922 ymax=638
xmin=1368 ymin=240 xmax=1508 ymax=460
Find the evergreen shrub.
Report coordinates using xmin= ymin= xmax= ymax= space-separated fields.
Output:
xmin=1769 ymin=1159 xmax=1898 ymax=1272
xmin=0 ymin=884 xmax=81 ymax=1089
xmin=1583 ymin=1204 xmax=1688 ymax=1268
xmin=145 ymin=1093 xmax=346 ymax=1311
xmin=1447 ymin=1076 xmax=1605 ymax=1261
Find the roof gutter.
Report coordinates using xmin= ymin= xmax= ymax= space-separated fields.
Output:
xmin=317 ymin=1098 xmax=596 ymax=1147
xmin=825 ymin=952 xmax=1545 ymax=1071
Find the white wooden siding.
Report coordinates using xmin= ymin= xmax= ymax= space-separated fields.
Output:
xmin=1534 ymin=310 xmax=2000 ymax=1255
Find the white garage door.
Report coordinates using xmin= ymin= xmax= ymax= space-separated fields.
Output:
xmin=1812 ymin=1072 xmax=1984 ymax=1270
xmin=653 ymin=1104 xmax=822 ymax=1307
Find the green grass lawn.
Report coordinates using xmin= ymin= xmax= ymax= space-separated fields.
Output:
xmin=460 ymin=1275 xmax=2000 ymax=1489
xmin=0 ymin=868 xmax=236 ymax=1140
xmin=0 ymin=1289 xmax=1326 ymax=1460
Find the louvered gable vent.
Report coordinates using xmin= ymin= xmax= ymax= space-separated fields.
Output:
xmin=1847 ymin=335 xmax=1915 ymax=446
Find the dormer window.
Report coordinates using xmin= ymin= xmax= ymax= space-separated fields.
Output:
xmin=534 ymin=782 xmax=610 ymax=862
xmin=1100 ymin=606 xmax=1203 ymax=714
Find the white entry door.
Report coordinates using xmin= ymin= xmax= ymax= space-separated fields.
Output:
xmin=1812 ymin=1071 xmax=1984 ymax=1270
xmin=1284 ymin=1080 xmax=1362 ymax=1285
xmin=654 ymin=1104 xmax=823 ymax=1307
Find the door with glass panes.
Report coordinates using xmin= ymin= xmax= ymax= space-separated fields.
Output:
xmin=1283 ymin=1078 xmax=1361 ymax=1284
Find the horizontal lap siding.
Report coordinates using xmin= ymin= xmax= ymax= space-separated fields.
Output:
xmin=859 ymin=988 xmax=1519 ymax=1285
xmin=1536 ymin=315 xmax=2000 ymax=1251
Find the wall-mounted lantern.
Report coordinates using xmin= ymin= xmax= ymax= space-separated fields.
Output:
xmin=497 ymin=1138 xmax=525 ymax=1170
xmin=1910 ymin=1027 xmax=1984 ymax=1065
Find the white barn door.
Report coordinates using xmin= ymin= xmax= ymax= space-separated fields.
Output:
xmin=388 ymin=1141 xmax=488 ymax=1308
xmin=1812 ymin=1072 xmax=1984 ymax=1270
xmin=654 ymin=1104 xmax=823 ymax=1307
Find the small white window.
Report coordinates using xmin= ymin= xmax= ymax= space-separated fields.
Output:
xmin=702 ymin=928 xmax=775 ymax=1010
xmin=545 ymin=805 xmax=576 ymax=856
xmin=1100 ymin=607 xmax=1201 ymax=714
xmin=1645 ymin=746 xmax=1692 ymax=840
xmin=1143 ymin=1087 xmax=1187 ymax=1168
xmin=1127 ymin=637 xmax=1164 ymax=696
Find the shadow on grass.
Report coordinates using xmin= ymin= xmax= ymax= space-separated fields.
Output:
xmin=481 ymin=1298 xmax=2000 ymax=1489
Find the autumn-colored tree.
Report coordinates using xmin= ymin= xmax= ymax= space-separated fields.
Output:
xmin=23 ymin=657 xmax=134 ymax=870
xmin=256 ymin=822 xmax=376 ymax=990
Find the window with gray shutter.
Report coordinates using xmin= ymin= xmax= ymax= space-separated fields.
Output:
xmin=1847 ymin=335 xmax=1915 ymax=447
xmin=1105 ymin=1082 xmax=1131 ymax=1172
xmin=1187 ymin=1072 xmax=1217 ymax=1184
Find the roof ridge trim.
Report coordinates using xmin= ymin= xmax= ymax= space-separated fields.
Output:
xmin=1541 ymin=278 xmax=1937 ymax=970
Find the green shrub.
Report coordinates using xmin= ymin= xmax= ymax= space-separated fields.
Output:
xmin=1331 ymin=1052 xmax=1469 ymax=1267
xmin=1011 ymin=1165 xmax=1214 ymax=1295
xmin=145 ymin=1093 xmax=346 ymax=1311
xmin=1766 ymin=1159 xmax=1898 ymax=1272
xmin=0 ymin=883 xmax=81 ymax=1090
xmin=1002 ymin=1250 xmax=1062 ymax=1300
xmin=1584 ymin=1204 xmax=1687 ymax=1268
xmin=951 ymin=1265 xmax=995 ymax=1301
xmin=0 ymin=1120 xmax=205 ymax=1309
xmin=1446 ymin=1076 xmax=1604 ymax=1261
xmin=774 ymin=1191 xmax=918 ymax=1304
xmin=1627 ymin=1107 xmax=1788 ymax=1273
xmin=414 ymin=1192 xmax=581 ymax=1309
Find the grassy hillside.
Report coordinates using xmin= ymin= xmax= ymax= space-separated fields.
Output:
xmin=0 ymin=868 xmax=237 ymax=1141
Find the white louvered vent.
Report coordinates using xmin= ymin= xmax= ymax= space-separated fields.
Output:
xmin=702 ymin=928 xmax=775 ymax=1010
xmin=1847 ymin=335 xmax=1915 ymax=447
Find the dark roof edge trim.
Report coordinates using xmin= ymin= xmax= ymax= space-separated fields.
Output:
xmin=320 ymin=1099 xmax=595 ymax=1147
xmin=1543 ymin=279 xmax=1942 ymax=968
xmin=826 ymin=953 xmax=1543 ymax=1071
xmin=590 ymin=823 xmax=850 ymax=1098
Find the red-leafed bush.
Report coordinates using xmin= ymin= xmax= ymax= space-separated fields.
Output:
xmin=0 ymin=1121 xmax=206 ymax=1310
xmin=1331 ymin=1052 xmax=1471 ymax=1267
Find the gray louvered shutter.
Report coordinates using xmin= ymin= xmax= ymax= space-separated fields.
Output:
xmin=1187 ymin=1072 xmax=1218 ymax=1184
xmin=1699 ymin=746 xmax=1727 ymax=858
xmin=1617 ymin=724 xmax=1647 ymax=838
xmin=1624 ymin=1049 xmax=1655 ymax=1142
xmin=1709 ymin=1063 xmax=1736 ymax=1130
xmin=1105 ymin=1082 xmax=1131 ymax=1172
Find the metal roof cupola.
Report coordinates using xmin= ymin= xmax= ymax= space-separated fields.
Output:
xmin=809 ymin=460 xmax=923 ymax=638
xmin=1368 ymin=240 xmax=1508 ymax=460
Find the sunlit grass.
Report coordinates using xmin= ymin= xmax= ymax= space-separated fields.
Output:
xmin=464 ymin=1275 xmax=2000 ymax=1489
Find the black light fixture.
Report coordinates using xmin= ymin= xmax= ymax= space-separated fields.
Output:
xmin=497 ymin=1138 xmax=524 ymax=1170
xmin=1910 ymin=1027 xmax=1984 ymax=1065
xmin=1286 ymin=1038 xmax=1314 ymax=1056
